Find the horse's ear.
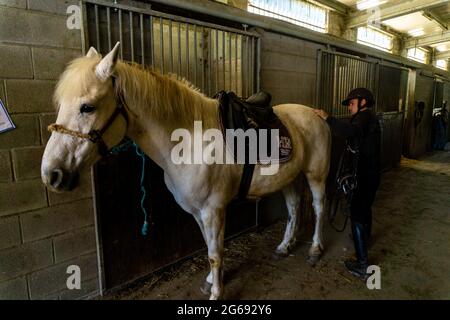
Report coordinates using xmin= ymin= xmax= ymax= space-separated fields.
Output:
xmin=86 ymin=47 xmax=100 ymax=58
xmin=95 ymin=42 xmax=120 ymax=81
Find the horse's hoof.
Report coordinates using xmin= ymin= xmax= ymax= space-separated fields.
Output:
xmin=272 ymin=250 xmax=289 ymax=261
xmin=200 ymin=281 xmax=212 ymax=295
xmin=307 ymin=254 xmax=321 ymax=267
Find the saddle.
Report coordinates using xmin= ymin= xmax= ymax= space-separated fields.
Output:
xmin=215 ymin=90 xmax=293 ymax=200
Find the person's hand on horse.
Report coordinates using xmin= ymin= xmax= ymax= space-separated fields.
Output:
xmin=313 ymin=109 xmax=329 ymax=120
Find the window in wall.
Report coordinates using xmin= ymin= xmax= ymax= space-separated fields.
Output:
xmin=247 ymin=0 xmax=328 ymax=33
xmin=435 ymin=59 xmax=447 ymax=70
xmin=357 ymin=26 xmax=393 ymax=53
xmin=407 ymin=47 xmax=428 ymax=64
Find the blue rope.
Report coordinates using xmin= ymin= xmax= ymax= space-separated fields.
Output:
xmin=134 ymin=145 xmax=150 ymax=236
xmin=111 ymin=140 xmax=150 ymax=236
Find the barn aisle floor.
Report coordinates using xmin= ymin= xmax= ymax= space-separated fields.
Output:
xmin=108 ymin=151 xmax=450 ymax=300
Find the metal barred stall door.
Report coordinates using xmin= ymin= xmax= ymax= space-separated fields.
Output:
xmin=316 ymin=50 xmax=408 ymax=186
xmin=81 ymin=0 xmax=260 ymax=293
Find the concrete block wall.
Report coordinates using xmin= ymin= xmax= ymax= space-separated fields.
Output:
xmin=0 ymin=1 xmax=99 ymax=300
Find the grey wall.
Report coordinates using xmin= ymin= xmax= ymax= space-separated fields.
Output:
xmin=408 ymin=74 xmax=436 ymax=158
xmin=0 ymin=1 xmax=99 ymax=300
xmin=259 ymin=30 xmax=325 ymax=106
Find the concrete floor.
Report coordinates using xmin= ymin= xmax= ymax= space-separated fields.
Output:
xmin=108 ymin=151 xmax=450 ymax=300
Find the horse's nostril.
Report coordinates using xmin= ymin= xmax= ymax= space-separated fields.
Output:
xmin=50 ymin=169 xmax=64 ymax=189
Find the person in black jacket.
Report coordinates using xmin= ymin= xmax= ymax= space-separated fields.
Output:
xmin=313 ymin=88 xmax=381 ymax=279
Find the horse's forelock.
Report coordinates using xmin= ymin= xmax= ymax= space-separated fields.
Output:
xmin=54 ymin=56 xmax=102 ymax=110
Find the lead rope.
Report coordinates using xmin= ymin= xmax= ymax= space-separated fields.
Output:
xmin=111 ymin=139 xmax=152 ymax=236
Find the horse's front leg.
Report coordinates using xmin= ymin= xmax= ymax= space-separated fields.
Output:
xmin=200 ymin=207 xmax=226 ymax=300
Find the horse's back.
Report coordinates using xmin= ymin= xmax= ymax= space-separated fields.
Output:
xmin=273 ymin=103 xmax=331 ymax=175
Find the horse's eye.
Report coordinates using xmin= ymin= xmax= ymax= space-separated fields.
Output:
xmin=80 ymin=104 xmax=96 ymax=114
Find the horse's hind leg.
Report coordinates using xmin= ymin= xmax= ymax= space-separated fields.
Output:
xmin=274 ymin=181 xmax=301 ymax=259
xmin=305 ymin=174 xmax=326 ymax=266
xmin=200 ymin=207 xmax=226 ymax=300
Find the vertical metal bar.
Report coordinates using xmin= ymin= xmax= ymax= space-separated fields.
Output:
xmin=209 ymin=29 xmax=212 ymax=95
xmin=140 ymin=14 xmax=145 ymax=65
xmin=201 ymin=27 xmax=205 ymax=93
xmin=344 ymin=57 xmax=349 ymax=116
xmin=119 ymin=9 xmax=123 ymax=59
xmin=229 ymin=32 xmax=232 ymax=91
xmin=323 ymin=53 xmax=328 ymax=112
xmin=130 ymin=12 xmax=135 ymax=62
xmin=194 ymin=25 xmax=198 ymax=86
xmin=178 ymin=21 xmax=182 ymax=76
xmin=350 ymin=59 xmax=354 ymax=92
xmin=340 ymin=57 xmax=346 ymax=115
xmin=335 ymin=55 xmax=339 ymax=115
xmin=235 ymin=33 xmax=238 ymax=93
xmin=240 ymin=35 xmax=245 ymax=97
xmin=330 ymin=54 xmax=341 ymax=114
xmin=250 ymin=37 xmax=255 ymax=95
xmin=222 ymin=31 xmax=226 ymax=91
xmin=330 ymin=54 xmax=333 ymax=112
xmin=215 ymin=30 xmax=219 ymax=93
xmin=360 ymin=61 xmax=365 ymax=87
xmin=169 ymin=20 xmax=173 ymax=72
xmin=346 ymin=58 xmax=351 ymax=114
xmin=248 ymin=36 xmax=252 ymax=96
xmin=150 ymin=16 xmax=155 ymax=66
xmin=356 ymin=60 xmax=360 ymax=88
xmin=334 ymin=55 xmax=339 ymax=116
xmin=95 ymin=4 xmax=100 ymax=51
xmin=160 ymin=17 xmax=164 ymax=73
xmin=243 ymin=36 xmax=247 ymax=97
xmin=315 ymin=50 xmax=322 ymax=108
xmin=339 ymin=57 xmax=344 ymax=116
xmin=375 ymin=63 xmax=380 ymax=112
xmin=107 ymin=7 xmax=112 ymax=51
xmin=186 ymin=24 xmax=190 ymax=80
xmin=256 ymin=37 xmax=261 ymax=92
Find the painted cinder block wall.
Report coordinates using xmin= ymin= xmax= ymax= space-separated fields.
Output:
xmin=0 ymin=0 xmax=100 ymax=300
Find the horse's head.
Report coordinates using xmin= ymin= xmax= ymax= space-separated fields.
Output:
xmin=42 ymin=43 xmax=127 ymax=192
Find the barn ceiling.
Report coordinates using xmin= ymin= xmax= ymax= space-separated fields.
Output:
xmin=327 ymin=0 xmax=450 ymax=64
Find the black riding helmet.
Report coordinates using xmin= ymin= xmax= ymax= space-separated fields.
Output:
xmin=342 ymin=88 xmax=374 ymax=109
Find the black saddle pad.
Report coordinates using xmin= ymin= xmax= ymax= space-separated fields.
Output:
xmin=215 ymin=91 xmax=293 ymax=163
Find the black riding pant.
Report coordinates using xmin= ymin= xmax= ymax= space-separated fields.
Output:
xmin=350 ymin=174 xmax=380 ymax=226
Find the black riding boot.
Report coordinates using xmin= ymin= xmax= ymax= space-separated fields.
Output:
xmin=345 ymin=221 xmax=369 ymax=279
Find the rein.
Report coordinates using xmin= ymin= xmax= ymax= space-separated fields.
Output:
xmin=48 ymin=77 xmax=128 ymax=157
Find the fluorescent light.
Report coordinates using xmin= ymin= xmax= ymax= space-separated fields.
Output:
xmin=436 ymin=59 xmax=447 ymax=70
xmin=436 ymin=44 xmax=447 ymax=52
xmin=408 ymin=28 xmax=425 ymax=37
xmin=356 ymin=0 xmax=387 ymax=11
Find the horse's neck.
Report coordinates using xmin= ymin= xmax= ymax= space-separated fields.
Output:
xmin=118 ymin=63 xmax=220 ymax=170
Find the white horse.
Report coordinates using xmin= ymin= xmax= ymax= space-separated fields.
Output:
xmin=41 ymin=43 xmax=331 ymax=300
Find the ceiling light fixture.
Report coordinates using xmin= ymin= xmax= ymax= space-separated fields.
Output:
xmin=356 ymin=0 xmax=387 ymax=11
xmin=408 ymin=28 xmax=425 ymax=37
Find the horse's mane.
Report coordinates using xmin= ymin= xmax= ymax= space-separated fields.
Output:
xmin=55 ymin=56 xmax=218 ymax=129
xmin=115 ymin=61 xmax=217 ymax=129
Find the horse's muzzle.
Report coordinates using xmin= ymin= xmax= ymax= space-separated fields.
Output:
xmin=44 ymin=167 xmax=80 ymax=192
